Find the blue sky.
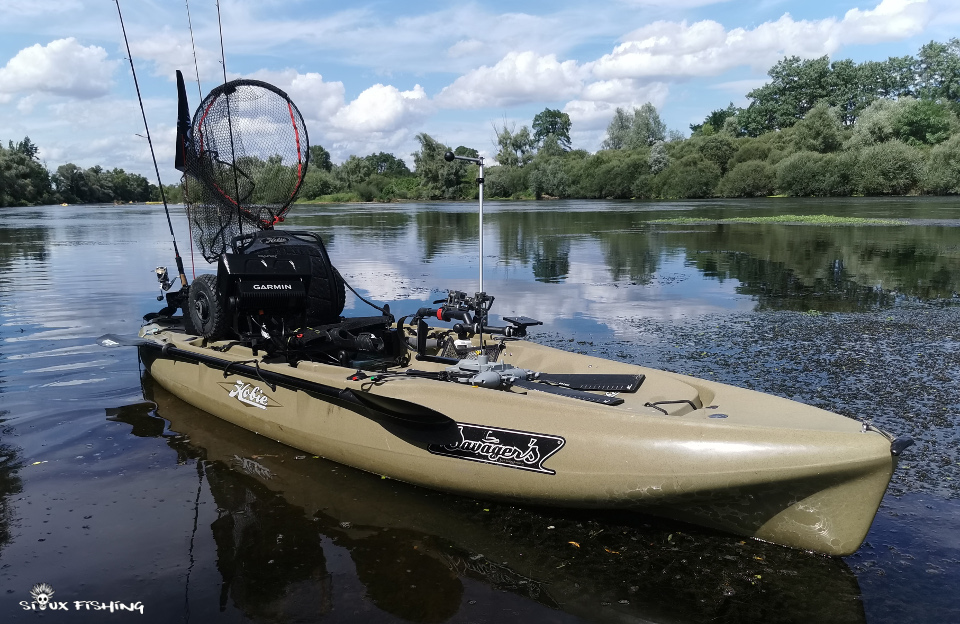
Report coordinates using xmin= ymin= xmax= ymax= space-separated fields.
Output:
xmin=1 ymin=0 xmax=958 ymax=181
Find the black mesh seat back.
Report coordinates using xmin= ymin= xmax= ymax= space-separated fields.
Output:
xmin=249 ymin=242 xmax=344 ymax=325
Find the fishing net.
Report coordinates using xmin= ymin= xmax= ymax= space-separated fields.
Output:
xmin=177 ymin=78 xmax=308 ymax=262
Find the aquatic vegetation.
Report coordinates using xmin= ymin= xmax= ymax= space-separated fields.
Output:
xmin=650 ymin=214 xmax=905 ymax=225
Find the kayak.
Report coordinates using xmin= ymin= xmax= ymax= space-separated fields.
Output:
xmin=131 ymin=317 xmax=909 ymax=556
xmin=110 ymin=74 xmax=909 ymax=558
xmin=116 ymin=378 xmax=868 ymax=622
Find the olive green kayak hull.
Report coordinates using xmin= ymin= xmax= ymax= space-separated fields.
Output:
xmin=138 ymin=326 xmax=899 ymax=555
xmin=131 ymin=379 xmax=868 ymax=623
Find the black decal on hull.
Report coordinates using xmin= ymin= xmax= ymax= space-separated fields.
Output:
xmin=428 ymin=423 xmax=564 ymax=474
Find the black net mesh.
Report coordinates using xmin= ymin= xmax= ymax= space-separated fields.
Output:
xmin=179 ymin=79 xmax=308 ymax=262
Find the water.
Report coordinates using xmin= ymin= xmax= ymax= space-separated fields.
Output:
xmin=1 ymin=199 xmax=958 ymax=622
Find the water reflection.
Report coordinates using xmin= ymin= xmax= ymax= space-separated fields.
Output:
xmin=0 ymin=413 xmax=23 ymax=555
xmin=106 ymin=376 xmax=868 ymax=624
xmin=0 ymin=221 xmax=41 ymax=558
xmin=285 ymin=201 xmax=960 ymax=320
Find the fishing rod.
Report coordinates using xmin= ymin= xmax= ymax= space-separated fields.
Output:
xmin=184 ymin=0 xmax=203 ymax=100
xmin=444 ymin=150 xmax=486 ymax=344
xmin=214 ymin=0 xmax=245 ymax=235
xmin=114 ymin=0 xmax=189 ymax=293
xmin=182 ymin=0 xmax=203 ymax=279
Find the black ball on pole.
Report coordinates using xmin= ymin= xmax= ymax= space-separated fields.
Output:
xmin=443 ymin=151 xmax=455 ymax=162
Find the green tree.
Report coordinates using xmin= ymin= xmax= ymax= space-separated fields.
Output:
xmin=856 ymin=140 xmax=923 ymax=195
xmin=0 ymin=146 xmax=53 ymax=207
xmin=412 ymin=133 xmax=474 ymax=200
xmin=848 ymin=97 xmax=958 ymax=148
xmin=728 ymin=139 xmax=773 ymax=168
xmin=528 ymin=157 xmax=570 ymax=198
xmin=695 ymin=134 xmax=738 ymax=175
xmin=627 ymin=103 xmax=667 ymax=148
xmin=923 ymin=133 xmax=960 ymax=193
xmin=494 ymin=123 xmax=536 ymax=167
xmin=655 ymin=155 xmax=720 ymax=199
xmin=916 ymin=38 xmax=960 ymax=109
xmin=739 ymin=56 xmax=833 ymax=134
xmin=717 ymin=160 xmax=776 ymax=197
xmin=10 ymin=136 xmax=39 ymax=160
xmin=335 ymin=155 xmax=375 ymax=189
xmin=299 ymin=167 xmax=341 ymax=200
xmin=532 ymin=108 xmax=572 ymax=151
xmin=690 ymin=103 xmax=739 ymax=135
xmin=51 ymin=163 xmax=88 ymax=203
xmin=793 ymin=101 xmax=844 ymax=153
xmin=891 ymin=99 xmax=957 ymax=146
xmin=601 ymin=107 xmax=633 ymax=150
xmin=775 ymin=151 xmax=859 ymax=196
xmin=537 ymin=134 xmax=566 ymax=158
xmin=485 ymin=164 xmax=528 ymax=198
xmin=363 ymin=152 xmax=412 ymax=177
xmin=308 ymin=145 xmax=333 ymax=172
xmin=649 ymin=141 xmax=669 ymax=174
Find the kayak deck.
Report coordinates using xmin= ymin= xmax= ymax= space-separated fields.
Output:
xmin=138 ymin=324 xmax=899 ymax=555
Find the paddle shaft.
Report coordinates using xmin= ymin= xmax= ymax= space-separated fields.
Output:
xmin=136 ymin=340 xmax=455 ymax=429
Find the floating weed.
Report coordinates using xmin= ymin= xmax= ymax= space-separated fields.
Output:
xmin=650 ymin=214 xmax=905 ymax=226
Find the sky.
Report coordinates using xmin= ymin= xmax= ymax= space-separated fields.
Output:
xmin=1 ymin=0 xmax=959 ymax=182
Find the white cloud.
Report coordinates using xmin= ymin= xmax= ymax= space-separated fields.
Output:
xmin=564 ymin=82 xmax=670 ymax=131
xmin=447 ymin=39 xmax=486 ymax=59
xmin=243 ymin=69 xmax=346 ymax=123
xmin=228 ymin=71 xmax=431 ymax=161
xmin=0 ymin=38 xmax=117 ymax=99
xmin=590 ymin=0 xmax=932 ymax=81
xmin=580 ymin=79 xmax=651 ymax=104
xmin=4 ymin=0 xmax=82 ymax=18
xmin=438 ymin=51 xmax=585 ymax=109
xmin=332 ymin=83 xmax=430 ymax=133
xmin=617 ymin=0 xmax=732 ymax=6
xmin=842 ymin=0 xmax=931 ymax=43
xmin=129 ymin=31 xmax=222 ymax=85
xmin=710 ymin=78 xmax=770 ymax=94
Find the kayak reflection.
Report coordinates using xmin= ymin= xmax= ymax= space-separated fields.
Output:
xmin=108 ymin=374 xmax=868 ymax=624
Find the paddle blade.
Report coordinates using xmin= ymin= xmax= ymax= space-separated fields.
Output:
xmin=534 ymin=373 xmax=644 ymax=393
xmin=175 ymin=69 xmax=191 ymax=172
xmin=340 ymin=388 xmax=461 ymax=445
xmin=97 ymin=334 xmax=154 ymax=348
xmin=512 ymin=379 xmax=624 ymax=406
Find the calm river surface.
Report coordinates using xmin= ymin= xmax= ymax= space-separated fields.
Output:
xmin=1 ymin=198 xmax=958 ymax=622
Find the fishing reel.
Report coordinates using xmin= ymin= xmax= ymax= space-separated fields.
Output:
xmin=409 ymin=290 xmax=542 ymax=365
xmin=414 ymin=290 xmax=541 ymax=340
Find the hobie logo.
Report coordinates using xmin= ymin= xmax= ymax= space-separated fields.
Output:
xmin=221 ymin=380 xmax=280 ymax=409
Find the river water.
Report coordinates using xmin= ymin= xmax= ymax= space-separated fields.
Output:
xmin=0 ymin=198 xmax=958 ymax=622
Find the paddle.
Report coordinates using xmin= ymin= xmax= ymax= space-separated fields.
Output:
xmin=532 ymin=373 xmax=643 ymax=393
xmin=97 ymin=333 xmax=156 ymax=348
xmin=97 ymin=334 xmax=461 ymax=444
xmin=511 ymin=378 xmax=625 ymax=406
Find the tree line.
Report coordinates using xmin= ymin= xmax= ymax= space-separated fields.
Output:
xmin=290 ymin=37 xmax=960 ymax=202
xmin=462 ymin=37 xmax=960 ymax=200
xmin=5 ymin=38 xmax=959 ymax=207
xmin=0 ymin=137 xmax=159 ymax=207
